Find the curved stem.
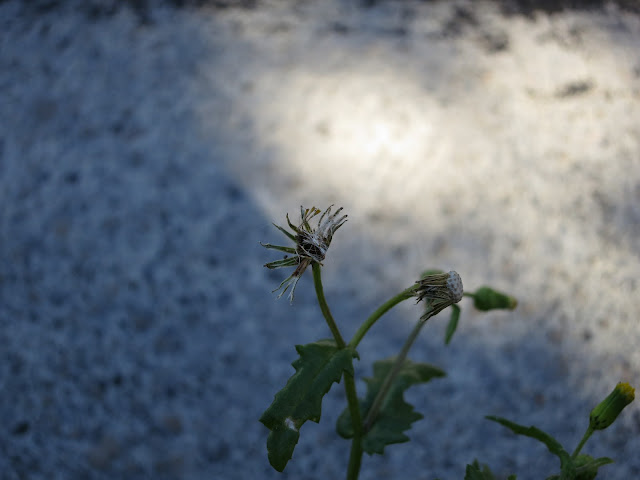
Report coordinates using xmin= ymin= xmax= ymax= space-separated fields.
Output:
xmin=312 ymin=262 xmax=346 ymax=348
xmin=349 ymin=285 xmax=419 ymax=349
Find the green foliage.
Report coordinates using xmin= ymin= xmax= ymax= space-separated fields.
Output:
xmin=486 ymin=416 xmax=569 ymax=464
xmin=464 ymin=459 xmax=517 ymax=480
xmin=546 ymin=455 xmax=613 ymax=480
xmin=260 ymin=339 xmax=357 ymax=471
xmin=444 ymin=304 xmax=461 ymax=345
xmin=465 ymin=460 xmax=495 ymax=480
xmin=337 ymin=358 xmax=445 ymax=454
xmin=486 ymin=416 xmax=614 ymax=480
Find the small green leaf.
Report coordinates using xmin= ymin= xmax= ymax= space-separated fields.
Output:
xmin=486 ymin=416 xmax=570 ymax=468
xmin=465 ymin=460 xmax=494 ymax=480
xmin=465 ymin=462 xmax=487 ymax=480
xmin=260 ymin=242 xmax=297 ymax=254
xmin=444 ymin=304 xmax=461 ymax=345
xmin=273 ymin=221 xmax=297 ymax=242
xmin=466 ymin=459 xmax=518 ymax=479
xmin=471 ymin=287 xmax=518 ymax=311
xmin=260 ymin=340 xmax=356 ymax=471
xmin=264 ymin=257 xmax=299 ymax=269
xmin=337 ymin=358 xmax=445 ymax=454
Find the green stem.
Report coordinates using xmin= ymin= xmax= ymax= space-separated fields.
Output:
xmin=344 ymin=372 xmax=363 ymax=480
xmin=312 ymin=262 xmax=346 ymax=348
xmin=311 ymin=263 xmax=362 ymax=479
xmin=362 ymin=310 xmax=434 ymax=432
xmin=571 ymin=425 xmax=595 ymax=459
xmin=349 ymin=285 xmax=419 ymax=349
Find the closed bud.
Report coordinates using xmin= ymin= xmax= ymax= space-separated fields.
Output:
xmin=471 ymin=286 xmax=517 ymax=311
xmin=589 ymin=382 xmax=635 ymax=431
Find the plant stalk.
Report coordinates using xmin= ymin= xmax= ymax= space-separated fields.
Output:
xmin=348 ymin=285 xmax=419 ymax=349
xmin=311 ymin=263 xmax=363 ymax=480
xmin=363 ymin=310 xmax=435 ymax=432
xmin=571 ymin=425 xmax=594 ymax=459
xmin=344 ymin=372 xmax=363 ymax=480
xmin=312 ymin=262 xmax=346 ymax=348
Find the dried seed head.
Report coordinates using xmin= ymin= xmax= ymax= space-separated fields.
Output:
xmin=416 ymin=270 xmax=463 ymax=303
xmin=262 ymin=205 xmax=347 ymax=302
xmin=415 ymin=270 xmax=464 ymax=318
xmin=296 ymin=231 xmax=329 ymax=264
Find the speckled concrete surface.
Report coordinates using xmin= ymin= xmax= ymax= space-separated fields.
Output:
xmin=1 ymin=1 xmax=639 ymax=479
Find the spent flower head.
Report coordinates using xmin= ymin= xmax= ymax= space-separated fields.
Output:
xmin=415 ymin=270 xmax=463 ymax=319
xmin=262 ymin=205 xmax=347 ymax=302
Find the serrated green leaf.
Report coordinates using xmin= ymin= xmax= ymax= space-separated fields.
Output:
xmin=266 ymin=426 xmax=299 ymax=472
xmin=337 ymin=358 xmax=445 ymax=455
xmin=486 ymin=416 xmax=570 ymax=468
xmin=445 ymin=304 xmax=461 ymax=345
xmin=260 ymin=339 xmax=356 ymax=471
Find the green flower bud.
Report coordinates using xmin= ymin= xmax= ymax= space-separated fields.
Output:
xmin=589 ymin=382 xmax=635 ymax=431
xmin=471 ymin=286 xmax=517 ymax=311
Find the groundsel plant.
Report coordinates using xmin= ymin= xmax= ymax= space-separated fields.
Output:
xmin=259 ymin=205 xmax=635 ymax=480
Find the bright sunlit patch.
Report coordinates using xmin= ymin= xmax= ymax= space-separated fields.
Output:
xmin=250 ymin=67 xmax=445 ymax=213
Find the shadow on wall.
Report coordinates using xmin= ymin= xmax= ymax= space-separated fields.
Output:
xmin=0 ymin=5 xmax=289 ymax=479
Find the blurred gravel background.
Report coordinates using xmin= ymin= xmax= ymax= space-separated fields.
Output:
xmin=1 ymin=1 xmax=639 ymax=479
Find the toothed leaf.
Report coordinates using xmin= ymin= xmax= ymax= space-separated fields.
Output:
xmin=337 ymin=358 xmax=445 ymax=455
xmin=260 ymin=340 xmax=356 ymax=471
